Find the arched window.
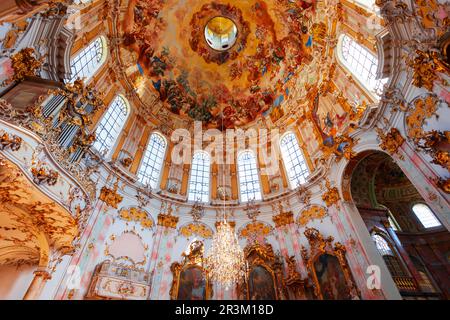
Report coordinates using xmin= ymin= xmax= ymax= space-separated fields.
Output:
xmin=412 ymin=203 xmax=441 ymax=229
xmin=237 ymin=151 xmax=262 ymax=202
xmin=280 ymin=132 xmax=309 ymax=188
xmin=188 ymin=152 xmax=211 ymax=203
xmin=68 ymin=36 xmax=107 ymax=83
xmin=372 ymin=234 xmax=393 ymax=256
xmin=93 ymin=95 xmax=129 ymax=156
xmin=338 ymin=34 xmax=387 ymax=96
xmin=352 ymin=0 xmax=375 ymax=9
xmin=372 ymin=234 xmax=407 ymax=277
xmin=137 ymin=133 xmax=167 ymax=189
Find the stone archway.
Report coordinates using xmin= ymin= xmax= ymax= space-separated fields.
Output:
xmin=342 ymin=150 xmax=450 ymax=299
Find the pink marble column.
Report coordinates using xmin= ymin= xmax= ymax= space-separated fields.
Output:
xmin=23 ymin=269 xmax=51 ymax=300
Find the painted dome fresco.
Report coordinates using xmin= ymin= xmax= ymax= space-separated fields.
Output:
xmin=120 ymin=0 xmax=320 ymax=129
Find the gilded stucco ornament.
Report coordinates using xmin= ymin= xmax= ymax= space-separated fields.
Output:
xmin=414 ymin=0 xmax=450 ymax=37
xmin=436 ymin=177 xmax=450 ymax=194
xmin=135 ymin=186 xmax=152 ymax=208
xmin=0 ymin=131 xmax=22 ymax=151
xmin=375 ymin=127 xmax=405 ymax=159
xmin=179 ymin=222 xmax=213 ymax=239
xmin=319 ymin=135 xmax=359 ymax=163
xmin=406 ymin=95 xmax=450 ymax=173
xmin=99 ymin=180 xmax=123 ymax=209
xmin=296 ymin=184 xmax=312 ymax=205
xmin=120 ymin=157 xmax=133 ymax=168
xmin=406 ymin=95 xmax=440 ymax=142
xmin=2 ymin=48 xmax=42 ymax=86
xmin=157 ymin=213 xmax=179 ymax=229
xmin=321 ymin=180 xmax=340 ymax=208
xmin=0 ymin=157 xmax=78 ymax=267
xmin=189 ymin=200 xmax=205 ymax=222
xmin=119 ymin=207 xmax=154 ymax=229
xmin=244 ymin=199 xmax=260 ymax=221
xmin=408 ymin=50 xmax=447 ymax=91
xmin=272 ymin=210 xmax=294 ymax=228
xmin=298 ymin=205 xmax=327 ymax=226
xmin=31 ymin=166 xmax=58 ymax=186
xmin=239 ymin=221 xmax=273 ymax=239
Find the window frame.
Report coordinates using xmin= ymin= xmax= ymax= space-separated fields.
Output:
xmin=136 ymin=132 xmax=168 ymax=190
xmin=92 ymin=94 xmax=130 ymax=157
xmin=68 ymin=35 xmax=108 ymax=83
xmin=236 ymin=149 xmax=263 ymax=203
xmin=411 ymin=203 xmax=442 ymax=230
xmin=335 ymin=34 xmax=387 ymax=100
xmin=371 ymin=232 xmax=409 ymax=277
xmin=187 ymin=150 xmax=211 ymax=203
xmin=279 ymin=131 xmax=310 ymax=189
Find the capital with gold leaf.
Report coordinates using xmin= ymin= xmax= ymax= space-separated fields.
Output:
xmin=157 ymin=213 xmax=179 ymax=229
xmin=272 ymin=210 xmax=294 ymax=228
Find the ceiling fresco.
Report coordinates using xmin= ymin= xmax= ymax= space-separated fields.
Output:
xmin=122 ymin=0 xmax=317 ymax=129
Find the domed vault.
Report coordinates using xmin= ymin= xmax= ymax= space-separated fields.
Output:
xmin=121 ymin=0 xmax=320 ymax=129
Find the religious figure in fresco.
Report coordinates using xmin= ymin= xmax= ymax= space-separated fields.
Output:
xmin=121 ymin=0 xmax=316 ymax=130
xmin=177 ymin=266 xmax=207 ymax=300
xmin=248 ymin=265 xmax=277 ymax=300
xmin=314 ymin=254 xmax=350 ymax=300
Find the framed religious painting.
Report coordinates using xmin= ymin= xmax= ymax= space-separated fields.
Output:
xmin=248 ymin=264 xmax=278 ymax=300
xmin=302 ymin=228 xmax=360 ymax=300
xmin=312 ymin=253 xmax=350 ymax=300
xmin=176 ymin=265 xmax=208 ymax=300
xmin=170 ymin=240 xmax=212 ymax=300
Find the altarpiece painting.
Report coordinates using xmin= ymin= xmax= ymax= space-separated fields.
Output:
xmin=170 ymin=240 xmax=212 ymax=300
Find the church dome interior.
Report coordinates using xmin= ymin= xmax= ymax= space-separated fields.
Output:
xmin=0 ymin=0 xmax=449 ymax=301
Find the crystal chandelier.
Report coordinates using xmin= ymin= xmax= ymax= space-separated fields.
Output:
xmin=206 ymin=220 xmax=246 ymax=290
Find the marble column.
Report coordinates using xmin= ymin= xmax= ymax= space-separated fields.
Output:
xmin=272 ymin=211 xmax=307 ymax=279
xmin=148 ymin=212 xmax=179 ymax=300
xmin=23 ymin=268 xmax=52 ymax=300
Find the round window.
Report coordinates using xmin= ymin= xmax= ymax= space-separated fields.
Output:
xmin=204 ymin=16 xmax=238 ymax=51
